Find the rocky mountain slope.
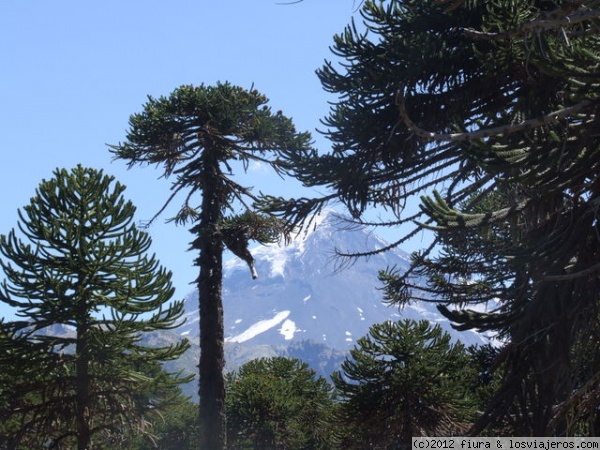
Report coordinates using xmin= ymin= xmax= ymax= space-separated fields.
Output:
xmin=178 ymin=209 xmax=487 ymax=352
xmin=34 ymin=210 xmax=492 ymax=401
xmin=165 ymin=210 xmax=492 ymax=401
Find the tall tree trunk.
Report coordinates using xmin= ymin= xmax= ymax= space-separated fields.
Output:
xmin=197 ymin=235 xmax=226 ymax=449
xmin=76 ymin=320 xmax=91 ymax=450
xmin=196 ymin=150 xmax=227 ymax=450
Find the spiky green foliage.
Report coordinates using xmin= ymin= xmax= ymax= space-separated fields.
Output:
xmin=332 ymin=320 xmax=472 ymax=448
xmin=225 ymin=357 xmax=334 ymax=450
xmin=0 ymin=166 xmax=190 ymax=449
xmin=111 ymin=83 xmax=311 ymax=227
xmin=261 ymin=0 xmax=600 ymax=435
xmin=116 ymin=383 xmax=200 ymax=450
xmin=381 ymin=190 xmax=517 ymax=323
xmin=110 ymin=82 xmax=313 ymax=449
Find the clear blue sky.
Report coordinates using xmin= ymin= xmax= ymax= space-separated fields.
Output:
xmin=1 ymin=1 xmax=431 ymax=323
xmin=0 ymin=1 xmax=362 ymax=320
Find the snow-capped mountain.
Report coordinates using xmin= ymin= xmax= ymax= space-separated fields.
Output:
xmin=177 ymin=209 xmax=487 ymax=351
xmin=30 ymin=210 xmax=491 ymax=401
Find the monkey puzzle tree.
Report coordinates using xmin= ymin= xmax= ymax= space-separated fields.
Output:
xmin=0 ymin=166 xmax=189 ymax=449
xmin=332 ymin=320 xmax=472 ymax=449
xmin=110 ymin=82 xmax=313 ymax=449
xmin=225 ymin=357 xmax=334 ymax=450
xmin=262 ymin=0 xmax=600 ymax=434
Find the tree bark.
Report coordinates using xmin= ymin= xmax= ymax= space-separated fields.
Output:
xmin=197 ymin=236 xmax=226 ymax=449
xmin=76 ymin=317 xmax=91 ymax=450
xmin=196 ymin=150 xmax=227 ymax=450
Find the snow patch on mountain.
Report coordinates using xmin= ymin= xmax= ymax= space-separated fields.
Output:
xmin=256 ymin=245 xmax=296 ymax=278
xmin=225 ymin=310 xmax=291 ymax=343
xmin=279 ymin=319 xmax=298 ymax=340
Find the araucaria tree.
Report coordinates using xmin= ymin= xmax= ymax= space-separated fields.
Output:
xmin=332 ymin=320 xmax=471 ymax=449
xmin=264 ymin=0 xmax=600 ymax=434
xmin=0 ymin=166 xmax=189 ymax=449
xmin=226 ymin=357 xmax=334 ymax=450
xmin=110 ymin=82 xmax=312 ymax=449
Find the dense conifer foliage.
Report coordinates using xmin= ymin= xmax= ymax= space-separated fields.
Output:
xmin=332 ymin=320 xmax=472 ymax=448
xmin=118 ymin=390 xmax=200 ymax=450
xmin=226 ymin=357 xmax=334 ymax=450
xmin=258 ymin=0 xmax=600 ymax=435
xmin=4 ymin=1 xmax=600 ymax=441
xmin=261 ymin=0 xmax=600 ymax=434
xmin=110 ymin=83 xmax=313 ymax=449
xmin=0 ymin=166 xmax=189 ymax=449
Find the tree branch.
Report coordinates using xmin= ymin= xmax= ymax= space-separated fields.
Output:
xmin=395 ymin=85 xmax=597 ymax=143
xmin=463 ymin=3 xmax=600 ymax=41
xmin=543 ymin=261 xmax=600 ymax=282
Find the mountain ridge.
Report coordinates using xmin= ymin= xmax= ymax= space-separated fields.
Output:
xmin=178 ymin=209 xmax=487 ymax=351
xmin=32 ymin=210 xmax=491 ymax=402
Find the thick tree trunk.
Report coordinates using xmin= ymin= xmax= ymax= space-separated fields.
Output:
xmin=195 ymin=149 xmax=227 ymax=450
xmin=197 ymin=235 xmax=226 ymax=450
